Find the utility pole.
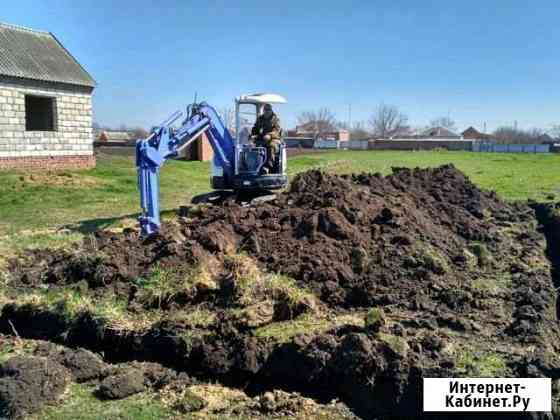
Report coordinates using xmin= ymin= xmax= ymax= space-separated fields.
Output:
xmin=348 ymin=104 xmax=352 ymax=129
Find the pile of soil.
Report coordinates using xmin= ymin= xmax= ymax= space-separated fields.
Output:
xmin=3 ymin=165 xmax=560 ymax=419
xmin=0 ymin=355 xmax=70 ymax=418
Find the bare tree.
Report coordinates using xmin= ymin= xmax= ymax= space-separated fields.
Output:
xmin=350 ymin=121 xmax=371 ymax=140
xmin=337 ymin=120 xmax=371 ymax=140
xmin=430 ymin=116 xmax=456 ymax=130
xmin=131 ymin=127 xmax=149 ymax=139
xmin=551 ymin=125 xmax=560 ymax=140
xmin=493 ymin=127 xmax=544 ymax=144
xmin=297 ymin=108 xmax=338 ymax=138
xmin=368 ymin=104 xmax=408 ymax=139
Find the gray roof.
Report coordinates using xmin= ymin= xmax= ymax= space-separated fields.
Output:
xmin=420 ymin=126 xmax=460 ymax=138
xmin=0 ymin=22 xmax=95 ymax=88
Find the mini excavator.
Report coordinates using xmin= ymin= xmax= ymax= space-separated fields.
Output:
xmin=135 ymin=93 xmax=288 ymax=236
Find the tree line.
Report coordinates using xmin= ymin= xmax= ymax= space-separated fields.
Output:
xmin=295 ymin=105 xmax=559 ymax=144
xmin=95 ymin=107 xmax=560 ymax=145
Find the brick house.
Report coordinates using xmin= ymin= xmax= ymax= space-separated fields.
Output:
xmin=179 ymin=132 xmax=214 ymax=161
xmin=462 ymin=126 xmax=492 ymax=141
xmin=97 ymin=131 xmax=133 ymax=142
xmin=419 ymin=126 xmax=461 ymax=139
xmin=0 ymin=22 xmax=96 ymax=170
xmin=289 ymin=122 xmax=350 ymax=141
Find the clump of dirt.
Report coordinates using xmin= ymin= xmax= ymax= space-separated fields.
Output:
xmin=96 ymin=370 xmax=146 ymax=400
xmin=34 ymin=342 xmax=107 ymax=383
xmin=0 ymin=355 xmax=70 ymax=418
xmin=4 ymin=165 xmax=560 ymax=419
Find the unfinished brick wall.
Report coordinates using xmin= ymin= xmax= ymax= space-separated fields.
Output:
xmin=0 ymin=154 xmax=95 ymax=170
xmin=0 ymin=76 xmax=95 ymax=170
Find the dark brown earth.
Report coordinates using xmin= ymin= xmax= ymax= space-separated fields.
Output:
xmin=0 ymin=355 xmax=70 ymax=418
xmin=3 ymin=165 xmax=560 ymax=419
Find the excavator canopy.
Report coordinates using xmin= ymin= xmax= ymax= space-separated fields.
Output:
xmin=236 ymin=93 xmax=287 ymax=105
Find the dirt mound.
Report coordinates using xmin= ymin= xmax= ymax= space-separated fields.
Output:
xmin=4 ymin=165 xmax=560 ymax=419
xmin=0 ymin=355 xmax=70 ymax=418
xmin=9 ymin=165 xmax=521 ymax=308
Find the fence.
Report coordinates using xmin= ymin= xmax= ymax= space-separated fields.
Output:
xmin=369 ymin=139 xmax=472 ymax=151
xmin=284 ymin=137 xmax=314 ymax=149
xmin=338 ymin=140 xmax=369 ymax=150
xmin=472 ymin=143 xmax=550 ymax=153
xmin=314 ymin=139 xmax=340 ymax=149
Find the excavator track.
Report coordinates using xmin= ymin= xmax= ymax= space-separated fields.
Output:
xmin=190 ymin=190 xmax=277 ymax=207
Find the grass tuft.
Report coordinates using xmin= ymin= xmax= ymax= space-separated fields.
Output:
xmin=364 ymin=307 xmax=385 ymax=332
xmin=34 ymin=383 xmax=175 ymax=420
xmin=255 ymin=312 xmax=364 ymax=343
xmin=135 ymin=262 xmax=216 ymax=309
xmin=455 ymin=346 xmax=510 ymax=377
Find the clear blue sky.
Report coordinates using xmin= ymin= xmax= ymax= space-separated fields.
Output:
xmin=3 ymin=0 xmax=559 ymax=132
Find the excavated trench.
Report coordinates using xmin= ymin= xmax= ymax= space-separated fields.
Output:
xmin=532 ymin=202 xmax=560 ymax=319
xmin=3 ymin=166 xmax=560 ymax=419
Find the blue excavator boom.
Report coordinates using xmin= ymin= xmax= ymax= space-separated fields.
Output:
xmin=136 ymin=103 xmax=236 ymax=235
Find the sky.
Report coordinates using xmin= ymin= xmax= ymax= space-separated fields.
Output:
xmin=2 ymin=0 xmax=559 ymax=132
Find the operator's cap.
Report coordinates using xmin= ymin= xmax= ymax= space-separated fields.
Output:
xmin=263 ymin=103 xmax=272 ymax=111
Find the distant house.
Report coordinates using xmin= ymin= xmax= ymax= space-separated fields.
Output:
xmin=178 ymin=132 xmax=214 ymax=162
xmin=97 ymin=131 xmax=134 ymax=142
xmin=0 ymin=22 xmax=96 ymax=170
xmin=388 ymin=127 xmax=415 ymax=139
xmin=537 ymin=133 xmax=554 ymax=144
xmin=290 ymin=122 xmax=349 ymax=141
xmin=462 ymin=127 xmax=492 ymax=141
xmin=377 ymin=125 xmax=469 ymax=151
xmin=419 ymin=126 xmax=461 ymax=139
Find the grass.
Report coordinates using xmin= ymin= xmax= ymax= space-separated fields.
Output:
xmin=377 ymin=333 xmax=409 ymax=358
xmin=0 ymin=152 xmax=211 ymax=236
xmin=0 ymin=337 xmax=37 ymax=364
xmin=134 ymin=263 xmax=216 ymax=309
xmin=35 ymin=384 xmax=176 ymax=420
xmin=171 ymin=308 xmax=217 ymax=329
xmin=254 ymin=312 xmax=365 ymax=343
xmin=471 ymin=272 xmax=512 ymax=295
xmin=2 ymin=149 xmax=560 ymax=255
xmin=134 ymin=265 xmax=184 ymax=309
xmin=365 ymin=307 xmax=385 ymax=332
xmin=222 ymin=253 xmax=317 ymax=319
xmin=454 ymin=346 xmax=511 ymax=377
xmin=13 ymin=287 xmax=159 ymax=332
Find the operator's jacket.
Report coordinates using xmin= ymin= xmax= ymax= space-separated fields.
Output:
xmin=251 ymin=113 xmax=282 ymax=143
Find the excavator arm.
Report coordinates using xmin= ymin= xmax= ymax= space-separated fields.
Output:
xmin=136 ymin=103 xmax=235 ymax=235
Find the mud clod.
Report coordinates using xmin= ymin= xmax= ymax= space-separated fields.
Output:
xmin=33 ymin=344 xmax=107 ymax=383
xmin=0 ymin=356 xmax=70 ymax=418
xmin=96 ymin=370 xmax=146 ymax=400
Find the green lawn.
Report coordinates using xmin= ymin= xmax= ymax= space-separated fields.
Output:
xmin=1 ymin=150 xmax=559 ymax=251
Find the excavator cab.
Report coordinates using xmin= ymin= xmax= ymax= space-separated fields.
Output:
xmin=210 ymin=93 xmax=288 ymax=191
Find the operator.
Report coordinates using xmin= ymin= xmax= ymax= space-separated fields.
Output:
xmin=250 ymin=103 xmax=282 ymax=174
